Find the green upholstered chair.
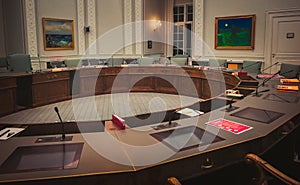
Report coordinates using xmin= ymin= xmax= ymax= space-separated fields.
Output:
xmin=209 ymin=58 xmax=227 ymax=67
xmin=139 ymin=57 xmax=155 ymax=65
xmin=0 ymin=57 xmax=7 ymax=70
xmin=111 ymin=58 xmax=124 ymax=66
xmin=242 ymin=60 xmax=262 ymax=74
xmin=279 ymin=63 xmax=300 ymax=78
xmin=7 ymin=53 xmax=32 ymax=73
xmin=64 ymin=59 xmax=81 ymax=68
xmin=192 ymin=60 xmax=209 ymax=66
xmin=171 ymin=55 xmax=188 ymax=66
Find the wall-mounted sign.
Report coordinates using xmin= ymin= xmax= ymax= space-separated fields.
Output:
xmin=286 ymin=32 xmax=295 ymax=39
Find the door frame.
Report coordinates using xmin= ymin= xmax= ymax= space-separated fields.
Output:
xmin=264 ymin=8 xmax=300 ymax=73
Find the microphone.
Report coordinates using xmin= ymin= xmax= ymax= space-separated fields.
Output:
xmin=54 ymin=107 xmax=66 ymax=141
xmin=253 ymin=69 xmax=293 ymax=96
xmin=168 ymin=110 xmax=178 ymax=126
xmin=260 ymin=62 xmax=279 ymax=73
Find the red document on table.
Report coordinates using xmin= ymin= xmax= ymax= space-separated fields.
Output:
xmin=206 ymin=119 xmax=252 ymax=134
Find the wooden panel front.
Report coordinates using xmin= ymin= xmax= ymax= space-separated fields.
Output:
xmin=155 ymin=75 xmax=178 ymax=95
xmin=202 ymin=80 xmax=226 ymax=99
xmin=178 ymin=76 xmax=202 ymax=98
xmin=102 ymin=75 xmax=130 ymax=94
xmin=32 ymin=71 xmax=69 ymax=84
xmin=130 ymin=75 xmax=155 ymax=92
xmin=31 ymin=72 xmax=70 ymax=107
xmin=0 ymin=77 xmax=16 ymax=116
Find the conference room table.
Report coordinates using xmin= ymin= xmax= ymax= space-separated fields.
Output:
xmin=0 ymin=66 xmax=299 ymax=185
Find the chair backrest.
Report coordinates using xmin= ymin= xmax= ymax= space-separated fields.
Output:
xmin=209 ymin=59 xmax=227 ymax=67
xmin=193 ymin=61 xmax=208 ymax=66
xmin=171 ymin=55 xmax=188 ymax=66
xmin=279 ymin=63 xmax=300 ymax=78
xmin=242 ymin=60 xmax=262 ymax=74
xmin=64 ymin=59 xmax=80 ymax=68
xmin=111 ymin=58 xmax=123 ymax=66
xmin=139 ymin=57 xmax=155 ymax=65
xmin=0 ymin=57 xmax=7 ymax=68
xmin=7 ymin=54 xmax=32 ymax=73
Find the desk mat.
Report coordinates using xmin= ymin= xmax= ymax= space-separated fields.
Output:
xmin=150 ymin=126 xmax=224 ymax=151
xmin=230 ymin=107 xmax=284 ymax=124
xmin=0 ymin=143 xmax=83 ymax=173
xmin=263 ymin=93 xmax=299 ymax=103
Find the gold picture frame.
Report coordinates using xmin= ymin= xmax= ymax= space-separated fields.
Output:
xmin=42 ymin=17 xmax=74 ymax=51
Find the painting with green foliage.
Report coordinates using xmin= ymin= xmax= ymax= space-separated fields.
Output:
xmin=215 ymin=15 xmax=255 ymax=50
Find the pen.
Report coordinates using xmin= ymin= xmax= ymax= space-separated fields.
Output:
xmin=0 ymin=129 xmax=10 ymax=137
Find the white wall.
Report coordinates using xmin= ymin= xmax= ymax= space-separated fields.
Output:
xmin=95 ymin=0 xmax=124 ymax=55
xmin=0 ymin=0 xmax=6 ymax=57
xmin=2 ymin=0 xmax=26 ymax=55
xmin=203 ymin=0 xmax=300 ymax=61
xmin=144 ymin=0 xmax=165 ymax=55
xmin=36 ymin=0 xmax=78 ymax=57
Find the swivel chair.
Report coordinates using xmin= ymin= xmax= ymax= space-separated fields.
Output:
xmin=7 ymin=53 xmax=32 ymax=73
xmin=0 ymin=57 xmax=8 ymax=71
xmin=279 ymin=63 xmax=300 ymax=78
xmin=242 ymin=60 xmax=262 ymax=74
xmin=209 ymin=59 xmax=227 ymax=67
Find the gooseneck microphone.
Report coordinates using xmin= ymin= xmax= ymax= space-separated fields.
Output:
xmin=254 ymin=69 xmax=294 ymax=96
xmin=260 ymin=62 xmax=279 ymax=73
xmin=54 ymin=107 xmax=66 ymax=141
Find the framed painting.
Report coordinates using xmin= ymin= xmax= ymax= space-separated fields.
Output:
xmin=215 ymin=14 xmax=255 ymax=50
xmin=42 ymin=18 xmax=74 ymax=50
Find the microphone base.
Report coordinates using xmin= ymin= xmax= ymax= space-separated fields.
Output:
xmin=152 ymin=122 xmax=179 ymax=130
xmin=35 ymin=136 xmax=73 ymax=143
xmin=252 ymin=93 xmax=263 ymax=97
xmin=222 ymin=105 xmax=239 ymax=112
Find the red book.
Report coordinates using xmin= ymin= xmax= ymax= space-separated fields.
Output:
xmin=112 ymin=114 xmax=126 ymax=130
xmin=238 ymin=71 xmax=248 ymax=77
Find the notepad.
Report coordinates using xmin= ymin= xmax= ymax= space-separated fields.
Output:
xmin=176 ymin=108 xmax=204 ymax=117
xmin=0 ymin=128 xmax=25 ymax=140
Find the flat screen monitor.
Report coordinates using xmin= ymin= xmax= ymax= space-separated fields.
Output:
xmin=0 ymin=143 xmax=84 ymax=173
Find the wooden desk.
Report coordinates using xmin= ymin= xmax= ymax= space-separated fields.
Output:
xmin=17 ymin=71 xmax=70 ymax=107
xmin=78 ymin=66 xmax=240 ymax=99
xmin=0 ymin=70 xmax=299 ymax=185
xmin=0 ymin=77 xmax=16 ymax=116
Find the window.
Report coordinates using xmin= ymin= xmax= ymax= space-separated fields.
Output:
xmin=173 ymin=4 xmax=193 ymax=56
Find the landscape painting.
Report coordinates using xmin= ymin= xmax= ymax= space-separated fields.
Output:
xmin=215 ymin=15 xmax=255 ymax=50
xmin=42 ymin=18 xmax=74 ymax=50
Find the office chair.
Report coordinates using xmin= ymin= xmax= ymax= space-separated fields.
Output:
xmin=242 ymin=60 xmax=262 ymax=74
xmin=166 ymin=177 xmax=182 ymax=185
xmin=279 ymin=63 xmax=300 ymax=78
xmin=171 ymin=55 xmax=188 ymax=66
xmin=192 ymin=60 xmax=209 ymax=66
xmin=166 ymin=154 xmax=300 ymax=185
xmin=139 ymin=57 xmax=156 ymax=65
xmin=246 ymin=153 xmax=300 ymax=185
xmin=0 ymin=57 xmax=7 ymax=71
xmin=7 ymin=53 xmax=32 ymax=73
xmin=209 ymin=59 xmax=227 ymax=67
